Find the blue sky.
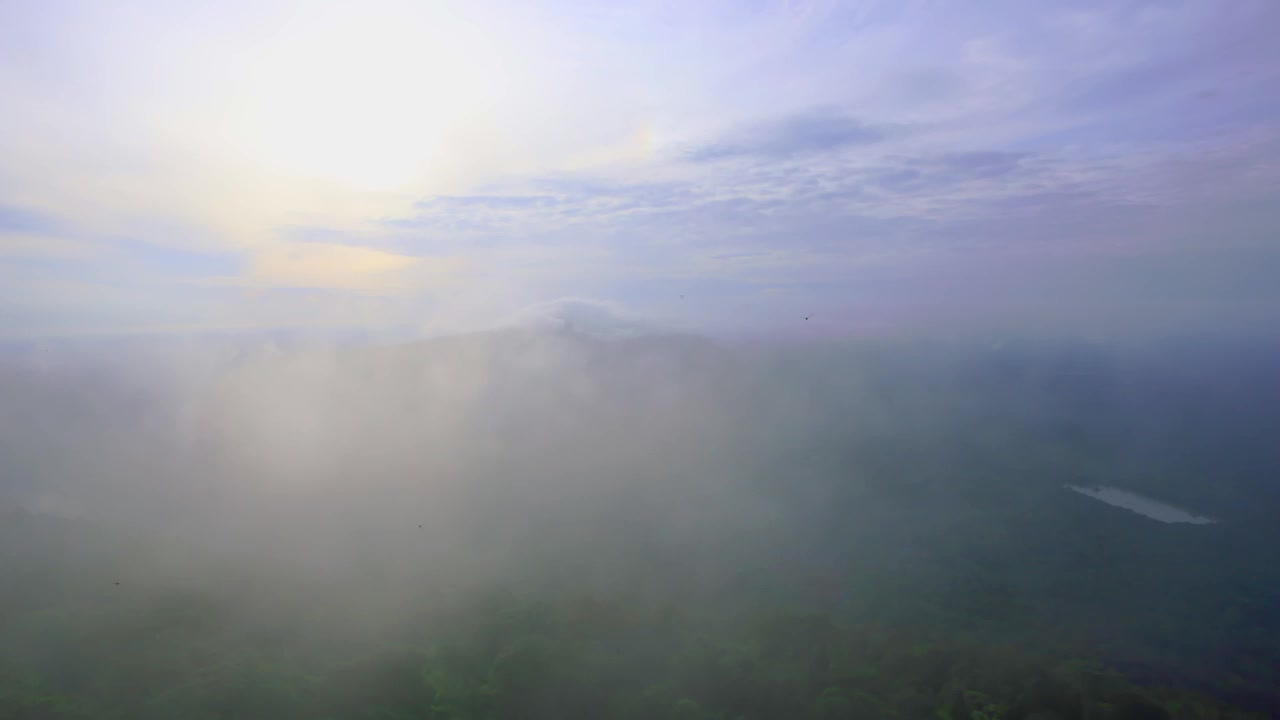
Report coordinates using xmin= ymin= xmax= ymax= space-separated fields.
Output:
xmin=2 ymin=0 xmax=1279 ymax=338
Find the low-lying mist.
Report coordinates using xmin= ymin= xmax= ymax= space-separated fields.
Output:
xmin=2 ymin=327 xmax=1279 ymax=715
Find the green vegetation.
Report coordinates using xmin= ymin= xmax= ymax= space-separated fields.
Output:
xmin=0 ymin=583 xmax=1264 ymax=719
xmin=0 ymin=500 xmax=1272 ymax=720
xmin=2 ymin=336 xmax=1277 ymax=718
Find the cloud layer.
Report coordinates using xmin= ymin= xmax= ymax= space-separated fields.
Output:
xmin=1 ymin=0 xmax=1279 ymax=337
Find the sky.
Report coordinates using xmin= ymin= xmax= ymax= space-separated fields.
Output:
xmin=2 ymin=0 xmax=1279 ymax=340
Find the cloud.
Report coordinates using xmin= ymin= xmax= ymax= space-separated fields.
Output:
xmin=932 ymin=151 xmax=1026 ymax=175
xmin=416 ymin=195 xmax=559 ymax=211
xmin=1066 ymin=59 xmax=1194 ymax=111
xmin=244 ymin=243 xmax=458 ymax=293
xmin=3 ymin=0 xmax=1280 ymax=338
xmin=0 ymin=205 xmax=98 ymax=260
xmin=1056 ymin=2 xmax=1280 ymax=116
xmin=0 ymin=204 xmax=62 ymax=235
xmin=0 ymin=232 xmax=101 ymax=260
xmin=684 ymin=109 xmax=891 ymax=162
xmin=509 ymin=298 xmax=655 ymax=339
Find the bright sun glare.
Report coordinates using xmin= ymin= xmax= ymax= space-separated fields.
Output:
xmin=225 ymin=3 xmax=502 ymax=194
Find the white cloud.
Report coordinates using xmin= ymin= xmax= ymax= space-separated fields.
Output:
xmin=0 ymin=231 xmax=103 ymax=260
xmin=509 ymin=298 xmax=656 ymax=339
xmin=242 ymin=242 xmax=461 ymax=293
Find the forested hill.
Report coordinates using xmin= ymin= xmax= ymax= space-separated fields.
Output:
xmin=0 ymin=510 xmax=1268 ymax=720
xmin=2 ymin=332 xmax=1278 ymax=718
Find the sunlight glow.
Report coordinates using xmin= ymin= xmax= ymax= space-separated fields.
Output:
xmin=223 ymin=2 xmax=506 ymax=194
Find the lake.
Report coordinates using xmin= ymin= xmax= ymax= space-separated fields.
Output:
xmin=1065 ymin=484 xmax=1217 ymax=524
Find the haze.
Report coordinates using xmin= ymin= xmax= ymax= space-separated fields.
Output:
xmin=2 ymin=1 xmax=1280 ymax=718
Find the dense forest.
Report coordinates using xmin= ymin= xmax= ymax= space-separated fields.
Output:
xmin=1 ymin=332 xmax=1278 ymax=718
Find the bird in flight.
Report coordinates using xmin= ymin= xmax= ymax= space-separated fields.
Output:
xmin=113 ymin=581 xmax=120 ymax=586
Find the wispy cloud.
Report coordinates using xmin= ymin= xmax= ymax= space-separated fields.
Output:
xmin=242 ymin=243 xmax=462 ymax=294
xmin=0 ymin=204 xmax=63 ymax=235
xmin=683 ymin=109 xmax=893 ymax=162
xmin=509 ymin=297 xmax=654 ymax=339
xmin=1 ymin=0 xmax=1278 ymax=336
xmin=0 ymin=232 xmax=101 ymax=261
